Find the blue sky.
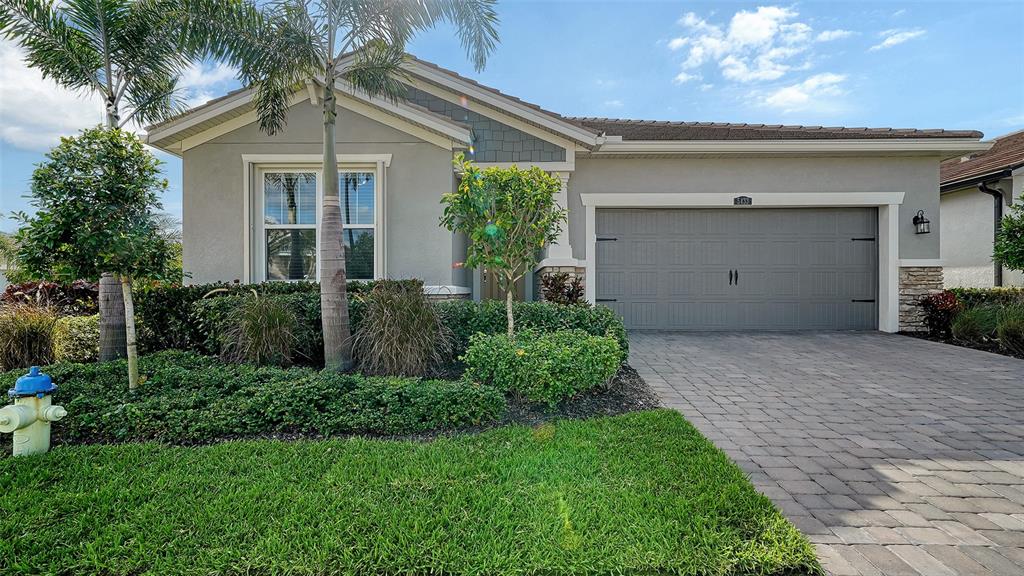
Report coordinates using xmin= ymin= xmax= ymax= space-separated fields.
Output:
xmin=2 ymin=0 xmax=1022 ymax=232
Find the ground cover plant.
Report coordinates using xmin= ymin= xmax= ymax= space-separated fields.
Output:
xmin=0 ymin=410 xmax=821 ymax=576
xmin=0 ymin=351 xmax=503 ymax=448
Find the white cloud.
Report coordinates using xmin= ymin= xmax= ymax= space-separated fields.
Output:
xmin=762 ymin=72 xmax=847 ymax=112
xmin=870 ymin=28 xmax=926 ymax=51
xmin=816 ymin=29 xmax=854 ymax=42
xmin=667 ymin=37 xmax=688 ymax=51
xmin=603 ymin=99 xmax=624 ymax=108
xmin=0 ymin=40 xmax=107 ymax=151
xmin=673 ymin=71 xmax=700 ymax=84
xmin=669 ymin=6 xmax=822 ymax=85
xmin=699 ymin=83 xmax=714 ymax=92
xmin=0 ymin=41 xmax=239 ymax=151
xmin=892 ymin=9 xmax=908 ymax=18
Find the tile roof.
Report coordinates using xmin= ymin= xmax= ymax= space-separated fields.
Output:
xmin=567 ymin=118 xmax=984 ymax=141
xmin=940 ymin=130 xmax=1024 ymax=187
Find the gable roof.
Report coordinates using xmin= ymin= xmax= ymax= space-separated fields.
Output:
xmin=940 ymin=130 xmax=1024 ymax=189
xmin=570 ymin=118 xmax=983 ymax=141
xmin=146 ymin=53 xmax=987 ymax=158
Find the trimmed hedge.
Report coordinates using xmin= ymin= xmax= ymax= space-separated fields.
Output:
xmin=0 ymin=351 xmax=504 ymax=445
xmin=135 ymin=280 xmax=415 ymax=353
xmin=187 ymin=293 xmax=627 ymax=367
xmin=462 ymin=329 xmax=621 ymax=406
xmin=949 ymin=286 xmax=1024 ymax=308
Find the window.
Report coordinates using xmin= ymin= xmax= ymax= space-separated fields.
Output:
xmin=257 ymin=167 xmax=380 ymax=282
xmin=339 ymin=171 xmax=376 ymax=280
xmin=263 ymin=171 xmax=317 ymax=281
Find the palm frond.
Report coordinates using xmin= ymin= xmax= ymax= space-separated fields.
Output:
xmin=341 ymin=38 xmax=407 ymax=102
xmin=1 ymin=0 xmax=105 ymax=92
xmin=120 ymin=73 xmax=186 ymax=127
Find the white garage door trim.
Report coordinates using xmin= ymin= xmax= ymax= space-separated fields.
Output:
xmin=579 ymin=192 xmax=906 ymax=333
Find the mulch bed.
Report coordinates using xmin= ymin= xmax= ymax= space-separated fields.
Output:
xmin=901 ymin=331 xmax=1024 ymax=360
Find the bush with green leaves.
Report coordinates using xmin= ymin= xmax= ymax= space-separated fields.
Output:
xmin=951 ymin=306 xmax=999 ymax=344
xmin=218 ymin=292 xmax=297 ymax=366
xmin=462 ymin=329 xmax=621 ymax=406
xmin=53 ymin=314 xmax=100 ymax=363
xmin=0 ymin=305 xmax=57 ymax=371
xmin=949 ymin=287 xmax=1024 ymax=309
xmin=352 ymin=280 xmax=452 ymax=376
xmin=994 ymin=199 xmax=1024 ymax=273
xmin=0 ymin=351 xmax=505 ymax=446
xmin=136 ymin=280 xmax=412 ymax=354
xmin=436 ymin=299 xmax=629 ymax=362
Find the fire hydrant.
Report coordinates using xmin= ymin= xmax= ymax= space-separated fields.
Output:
xmin=0 ymin=367 xmax=67 ymax=456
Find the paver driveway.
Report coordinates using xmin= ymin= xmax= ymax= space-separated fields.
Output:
xmin=630 ymin=332 xmax=1024 ymax=576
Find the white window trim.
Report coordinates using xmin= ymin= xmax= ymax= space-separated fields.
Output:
xmin=579 ymin=192 xmax=905 ymax=333
xmin=243 ymin=154 xmax=390 ymax=283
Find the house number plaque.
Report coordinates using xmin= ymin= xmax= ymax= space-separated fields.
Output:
xmin=733 ymin=196 xmax=753 ymax=205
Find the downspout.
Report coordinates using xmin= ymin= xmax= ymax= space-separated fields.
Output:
xmin=978 ymin=181 xmax=1004 ymax=287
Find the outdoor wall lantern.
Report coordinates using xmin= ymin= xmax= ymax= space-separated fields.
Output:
xmin=913 ymin=210 xmax=931 ymax=234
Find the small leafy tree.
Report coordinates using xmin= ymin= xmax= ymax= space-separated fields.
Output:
xmin=994 ymin=200 xmax=1024 ymax=273
xmin=441 ymin=156 xmax=567 ymax=336
xmin=14 ymin=127 xmax=175 ymax=389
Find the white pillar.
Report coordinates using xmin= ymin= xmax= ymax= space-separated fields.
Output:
xmin=547 ymin=171 xmax=574 ymax=260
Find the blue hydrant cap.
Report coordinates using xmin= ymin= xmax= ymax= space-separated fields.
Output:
xmin=10 ymin=366 xmax=57 ymax=398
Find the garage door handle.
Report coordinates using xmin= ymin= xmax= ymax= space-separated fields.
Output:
xmin=595 ymin=298 xmax=617 ymax=302
xmin=851 ymin=299 xmax=876 ymax=303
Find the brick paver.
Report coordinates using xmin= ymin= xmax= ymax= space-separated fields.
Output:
xmin=630 ymin=332 xmax=1024 ymax=576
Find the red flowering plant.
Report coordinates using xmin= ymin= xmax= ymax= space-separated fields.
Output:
xmin=920 ymin=290 xmax=962 ymax=337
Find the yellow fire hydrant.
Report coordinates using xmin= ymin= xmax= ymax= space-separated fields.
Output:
xmin=0 ymin=366 xmax=66 ymax=456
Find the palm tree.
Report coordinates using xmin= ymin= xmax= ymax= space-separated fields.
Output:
xmin=1 ymin=0 xmax=195 ymax=361
xmin=181 ymin=0 xmax=499 ymax=371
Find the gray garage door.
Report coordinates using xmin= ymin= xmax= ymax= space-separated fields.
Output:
xmin=595 ymin=208 xmax=878 ymax=330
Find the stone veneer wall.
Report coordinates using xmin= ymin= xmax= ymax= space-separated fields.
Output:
xmin=899 ymin=266 xmax=944 ymax=332
xmin=535 ymin=265 xmax=586 ymax=302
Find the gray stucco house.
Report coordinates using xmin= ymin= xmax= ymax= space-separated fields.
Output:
xmin=940 ymin=130 xmax=1024 ymax=288
xmin=145 ymin=54 xmax=988 ymax=332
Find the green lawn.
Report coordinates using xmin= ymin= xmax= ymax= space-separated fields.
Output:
xmin=0 ymin=410 xmax=820 ymax=575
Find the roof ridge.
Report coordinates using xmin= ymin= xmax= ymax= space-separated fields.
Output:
xmin=564 ymin=116 xmax=974 ymax=134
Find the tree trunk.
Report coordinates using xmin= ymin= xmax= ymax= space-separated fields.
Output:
xmin=98 ymin=273 xmax=127 ymax=361
xmin=319 ymin=77 xmax=353 ymax=371
xmin=119 ymin=276 xmax=140 ymax=390
xmin=98 ymin=103 xmax=127 ymax=360
xmin=505 ymin=278 xmax=515 ymax=337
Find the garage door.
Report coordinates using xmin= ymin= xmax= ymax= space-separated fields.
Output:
xmin=595 ymin=208 xmax=878 ymax=330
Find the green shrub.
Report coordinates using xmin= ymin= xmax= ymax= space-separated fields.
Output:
xmin=218 ymin=293 xmax=297 ymax=366
xmin=0 ymin=351 xmax=505 ymax=444
xmin=135 ymin=280 xmax=409 ymax=353
xmin=353 ymin=280 xmax=452 ymax=376
xmin=951 ymin=306 xmax=999 ymax=343
xmin=949 ymin=287 xmax=1024 ymax=308
xmin=0 ymin=305 xmax=57 ymax=371
xmin=194 ymin=292 xmax=329 ymax=365
xmin=437 ymin=300 xmax=629 ymax=361
xmin=996 ymin=305 xmax=1024 ymax=356
xmin=462 ymin=329 xmax=621 ymax=406
xmin=53 ymin=314 xmax=99 ymax=363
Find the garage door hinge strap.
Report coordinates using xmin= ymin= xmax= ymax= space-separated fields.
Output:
xmin=595 ymin=298 xmax=617 ymax=302
xmin=596 ymin=236 xmax=617 ymax=241
xmin=851 ymin=237 xmax=876 ymax=241
xmin=851 ymin=299 xmax=876 ymax=303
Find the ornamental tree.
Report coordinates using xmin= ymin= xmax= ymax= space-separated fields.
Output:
xmin=14 ymin=127 xmax=175 ymax=389
xmin=994 ymin=200 xmax=1024 ymax=273
xmin=441 ymin=156 xmax=567 ymax=336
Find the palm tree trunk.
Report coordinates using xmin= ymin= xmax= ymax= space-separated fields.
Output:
xmin=119 ymin=275 xmax=140 ymax=390
xmin=320 ymin=76 xmax=353 ymax=371
xmin=98 ymin=273 xmax=127 ymax=360
xmin=98 ymin=103 xmax=127 ymax=361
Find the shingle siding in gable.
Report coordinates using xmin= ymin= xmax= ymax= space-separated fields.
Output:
xmin=405 ymin=86 xmax=565 ymax=163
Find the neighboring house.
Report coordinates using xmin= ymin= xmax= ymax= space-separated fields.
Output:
xmin=145 ymin=54 xmax=988 ymax=332
xmin=940 ymin=130 xmax=1024 ymax=288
